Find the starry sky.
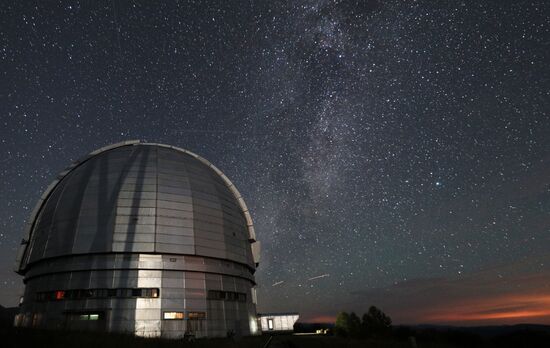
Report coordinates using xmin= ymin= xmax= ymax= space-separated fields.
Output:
xmin=1 ymin=1 xmax=549 ymax=325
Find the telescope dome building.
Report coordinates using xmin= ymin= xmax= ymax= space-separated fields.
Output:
xmin=14 ymin=141 xmax=261 ymax=338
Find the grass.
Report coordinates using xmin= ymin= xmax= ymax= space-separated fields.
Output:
xmin=0 ymin=328 xmax=415 ymax=348
xmin=2 ymin=326 xmax=550 ymax=348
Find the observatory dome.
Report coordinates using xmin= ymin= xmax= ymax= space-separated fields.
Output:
xmin=15 ymin=141 xmax=260 ymax=338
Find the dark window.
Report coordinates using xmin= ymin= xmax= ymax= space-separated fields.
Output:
xmin=188 ymin=311 xmax=206 ymax=319
xmin=94 ymin=289 xmax=108 ymax=298
xmin=207 ymin=290 xmax=246 ymax=302
xmin=118 ymin=289 xmax=132 ymax=297
xmin=64 ymin=290 xmax=75 ymax=299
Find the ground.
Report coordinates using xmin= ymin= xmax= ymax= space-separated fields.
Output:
xmin=2 ymin=327 xmax=550 ymax=348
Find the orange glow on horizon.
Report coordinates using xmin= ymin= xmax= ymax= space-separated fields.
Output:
xmin=298 ymin=292 xmax=550 ymax=325
xmin=304 ymin=315 xmax=337 ymax=323
xmin=300 ymin=294 xmax=550 ymax=325
xmin=425 ymin=294 xmax=550 ymax=324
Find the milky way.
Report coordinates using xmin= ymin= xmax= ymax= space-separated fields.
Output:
xmin=1 ymin=1 xmax=549 ymax=324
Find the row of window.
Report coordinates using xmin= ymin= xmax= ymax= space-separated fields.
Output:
xmin=35 ymin=288 xmax=159 ymax=301
xmin=207 ymin=290 xmax=246 ymax=302
xmin=163 ymin=311 xmax=206 ymax=320
xmin=34 ymin=288 xmax=246 ymax=303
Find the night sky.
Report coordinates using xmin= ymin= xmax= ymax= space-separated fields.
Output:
xmin=1 ymin=1 xmax=549 ymax=325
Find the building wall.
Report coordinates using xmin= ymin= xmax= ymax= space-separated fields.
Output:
xmin=259 ymin=314 xmax=299 ymax=332
xmin=16 ymin=253 xmax=258 ymax=338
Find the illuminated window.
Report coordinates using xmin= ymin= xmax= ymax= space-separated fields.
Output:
xmin=77 ymin=313 xmax=101 ymax=320
xmin=32 ymin=313 xmax=42 ymax=327
xmin=55 ymin=291 xmax=65 ymax=300
xmin=268 ymin=319 xmax=274 ymax=330
xmin=129 ymin=288 xmax=160 ymax=298
xmin=163 ymin=312 xmax=184 ymax=320
xmin=141 ymin=288 xmax=160 ymax=298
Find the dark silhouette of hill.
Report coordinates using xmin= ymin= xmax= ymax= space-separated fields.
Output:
xmin=410 ymin=323 xmax=550 ymax=337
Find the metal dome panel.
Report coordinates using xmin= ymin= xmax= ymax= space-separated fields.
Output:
xmin=17 ymin=142 xmax=259 ymax=273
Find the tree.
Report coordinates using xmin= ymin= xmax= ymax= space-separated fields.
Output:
xmin=334 ymin=312 xmax=350 ymax=337
xmin=362 ymin=306 xmax=392 ymax=337
xmin=348 ymin=312 xmax=362 ymax=338
xmin=335 ymin=311 xmax=362 ymax=338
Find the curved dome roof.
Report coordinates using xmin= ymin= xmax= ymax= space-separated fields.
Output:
xmin=16 ymin=141 xmax=259 ymax=273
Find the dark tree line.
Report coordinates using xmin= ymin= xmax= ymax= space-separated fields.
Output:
xmin=334 ymin=306 xmax=392 ymax=338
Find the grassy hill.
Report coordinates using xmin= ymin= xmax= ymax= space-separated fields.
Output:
xmin=2 ymin=326 xmax=550 ymax=348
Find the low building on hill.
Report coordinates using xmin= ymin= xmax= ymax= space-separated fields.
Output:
xmin=258 ymin=313 xmax=299 ymax=332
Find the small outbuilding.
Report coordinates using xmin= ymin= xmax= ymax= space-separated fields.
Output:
xmin=258 ymin=313 xmax=299 ymax=332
